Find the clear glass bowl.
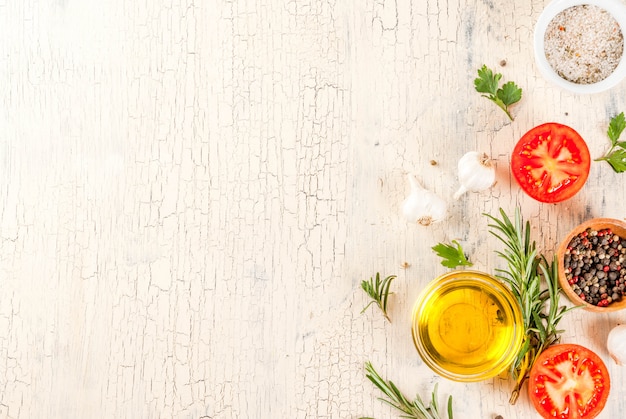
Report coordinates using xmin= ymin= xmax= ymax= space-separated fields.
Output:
xmin=411 ymin=270 xmax=523 ymax=382
xmin=534 ymin=0 xmax=626 ymax=94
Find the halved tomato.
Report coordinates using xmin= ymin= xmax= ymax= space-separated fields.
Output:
xmin=511 ymin=123 xmax=590 ymax=203
xmin=528 ymin=344 xmax=610 ymax=419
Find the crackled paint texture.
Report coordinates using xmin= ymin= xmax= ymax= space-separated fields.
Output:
xmin=1 ymin=0 xmax=625 ymax=418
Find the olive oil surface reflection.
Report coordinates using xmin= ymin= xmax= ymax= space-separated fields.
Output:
xmin=416 ymin=281 xmax=518 ymax=375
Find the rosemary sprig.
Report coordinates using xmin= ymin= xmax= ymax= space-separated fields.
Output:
xmin=361 ymin=361 xmax=453 ymax=419
xmin=431 ymin=240 xmax=473 ymax=269
xmin=361 ymin=273 xmax=396 ymax=322
xmin=485 ymin=207 xmax=574 ymax=404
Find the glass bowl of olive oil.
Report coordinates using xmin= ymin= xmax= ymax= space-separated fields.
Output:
xmin=411 ymin=270 xmax=523 ymax=382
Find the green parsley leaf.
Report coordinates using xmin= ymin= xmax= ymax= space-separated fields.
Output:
xmin=431 ymin=240 xmax=473 ymax=269
xmin=474 ymin=65 xmax=522 ymax=121
xmin=497 ymin=81 xmax=523 ymax=107
xmin=608 ymin=112 xmax=626 ymax=145
xmin=596 ymin=112 xmax=626 ymax=173
xmin=474 ymin=65 xmax=501 ymax=95
xmin=604 ymin=148 xmax=626 ymax=173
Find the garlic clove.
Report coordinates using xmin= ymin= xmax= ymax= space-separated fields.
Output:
xmin=402 ymin=174 xmax=448 ymax=226
xmin=454 ymin=151 xmax=496 ymax=199
xmin=607 ymin=324 xmax=626 ymax=366
xmin=452 ymin=185 xmax=469 ymax=201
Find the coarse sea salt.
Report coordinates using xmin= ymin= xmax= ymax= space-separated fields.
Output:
xmin=544 ymin=4 xmax=624 ymax=84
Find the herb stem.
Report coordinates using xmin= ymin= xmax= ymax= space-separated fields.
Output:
xmin=497 ymin=100 xmax=514 ymax=121
xmin=594 ymin=144 xmax=617 ymax=160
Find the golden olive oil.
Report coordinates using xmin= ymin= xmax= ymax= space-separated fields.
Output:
xmin=412 ymin=271 xmax=523 ymax=381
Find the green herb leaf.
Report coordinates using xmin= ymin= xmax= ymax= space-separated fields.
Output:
xmin=608 ymin=112 xmax=626 ymax=145
xmin=432 ymin=240 xmax=473 ymax=269
xmin=474 ymin=65 xmax=522 ymax=120
xmin=474 ymin=65 xmax=501 ymax=95
xmin=604 ymin=148 xmax=626 ymax=173
xmin=360 ymin=273 xmax=396 ymax=322
xmin=363 ymin=362 xmax=454 ymax=419
xmin=497 ymin=81 xmax=523 ymax=107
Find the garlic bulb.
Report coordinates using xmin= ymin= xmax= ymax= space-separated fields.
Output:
xmin=607 ymin=324 xmax=626 ymax=366
xmin=453 ymin=151 xmax=496 ymax=199
xmin=402 ymin=174 xmax=447 ymax=226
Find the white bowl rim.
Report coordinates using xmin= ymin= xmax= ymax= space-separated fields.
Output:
xmin=534 ymin=0 xmax=626 ymax=94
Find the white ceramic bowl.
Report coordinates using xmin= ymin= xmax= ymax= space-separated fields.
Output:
xmin=534 ymin=0 xmax=626 ymax=94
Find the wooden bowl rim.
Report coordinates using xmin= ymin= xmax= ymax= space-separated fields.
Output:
xmin=557 ymin=218 xmax=626 ymax=312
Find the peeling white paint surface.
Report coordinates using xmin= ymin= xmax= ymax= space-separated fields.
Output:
xmin=1 ymin=0 xmax=626 ymax=418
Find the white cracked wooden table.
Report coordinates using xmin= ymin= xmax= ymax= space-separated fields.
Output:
xmin=1 ymin=0 xmax=626 ymax=418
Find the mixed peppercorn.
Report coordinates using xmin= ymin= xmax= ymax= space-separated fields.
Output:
xmin=563 ymin=228 xmax=626 ymax=307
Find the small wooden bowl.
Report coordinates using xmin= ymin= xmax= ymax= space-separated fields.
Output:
xmin=557 ymin=218 xmax=626 ymax=312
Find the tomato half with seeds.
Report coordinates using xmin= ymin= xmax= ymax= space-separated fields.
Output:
xmin=511 ymin=123 xmax=590 ymax=203
xmin=528 ymin=344 xmax=610 ymax=419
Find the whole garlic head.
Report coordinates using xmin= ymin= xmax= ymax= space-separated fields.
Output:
xmin=453 ymin=151 xmax=496 ymax=199
xmin=402 ymin=174 xmax=447 ymax=226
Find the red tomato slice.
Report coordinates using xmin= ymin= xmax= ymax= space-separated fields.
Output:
xmin=511 ymin=123 xmax=590 ymax=203
xmin=528 ymin=344 xmax=610 ymax=419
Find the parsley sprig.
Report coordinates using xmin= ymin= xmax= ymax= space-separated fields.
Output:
xmin=361 ymin=362 xmax=454 ymax=419
xmin=360 ymin=273 xmax=396 ymax=322
xmin=595 ymin=112 xmax=626 ymax=172
xmin=431 ymin=240 xmax=472 ymax=269
xmin=474 ymin=64 xmax=522 ymax=121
